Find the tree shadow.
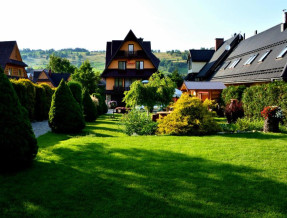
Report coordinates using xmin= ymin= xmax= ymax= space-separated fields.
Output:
xmin=217 ymin=131 xmax=287 ymax=140
xmin=2 ymin=142 xmax=285 ymax=217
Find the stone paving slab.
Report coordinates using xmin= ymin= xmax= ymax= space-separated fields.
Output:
xmin=31 ymin=120 xmax=51 ymax=138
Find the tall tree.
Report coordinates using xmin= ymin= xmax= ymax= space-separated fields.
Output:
xmin=168 ymin=69 xmax=184 ymax=88
xmin=47 ymin=54 xmax=76 ymax=74
xmin=72 ymin=60 xmax=100 ymax=94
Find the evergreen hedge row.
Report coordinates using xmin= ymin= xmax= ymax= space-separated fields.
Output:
xmin=68 ymin=81 xmax=83 ymax=109
xmin=10 ymin=80 xmax=54 ymax=121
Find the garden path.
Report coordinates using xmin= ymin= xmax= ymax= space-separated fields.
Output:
xmin=32 ymin=120 xmax=51 ymax=137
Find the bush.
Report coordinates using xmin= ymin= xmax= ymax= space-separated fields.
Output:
xmin=94 ymin=93 xmax=108 ymax=115
xmin=0 ymin=72 xmax=38 ymax=171
xmin=82 ymin=89 xmax=98 ymax=122
xmin=68 ymin=81 xmax=83 ymax=108
xmin=121 ymin=110 xmax=158 ymax=135
xmin=10 ymin=79 xmax=36 ymax=120
xmin=39 ymin=84 xmax=54 ymax=119
xmin=235 ymin=118 xmax=264 ymax=131
xmin=34 ymin=85 xmax=47 ymax=121
xmin=49 ymin=79 xmax=85 ymax=133
xmin=157 ymin=94 xmax=221 ymax=135
xmin=221 ymin=85 xmax=246 ymax=105
xmin=225 ymin=99 xmax=244 ymax=123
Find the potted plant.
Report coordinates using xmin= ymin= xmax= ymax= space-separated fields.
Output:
xmin=261 ymin=106 xmax=283 ymax=132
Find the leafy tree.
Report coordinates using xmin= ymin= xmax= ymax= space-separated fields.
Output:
xmin=49 ymin=79 xmax=85 ymax=133
xmin=0 ymin=70 xmax=38 ymax=171
xmin=123 ymin=73 xmax=176 ymax=113
xmin=47 ymin=54 xmax=76 ymax=74
xmin=72 ymin=60 xmax=100 ymax=94
xmin=82 ymin=89 xmax=98 ymax=122
xmin=168 ymin=69 xmax=184 ymax=88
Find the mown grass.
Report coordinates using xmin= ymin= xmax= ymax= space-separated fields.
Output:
xmin=1 ymin=114 xmax=287 ymax=217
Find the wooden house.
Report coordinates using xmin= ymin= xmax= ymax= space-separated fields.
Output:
xmin=101 ymin=30 xmax=160 ymax=106
xmin=30 ymin=69 xmax=70 ymax=88
xmin=0 ymin=41 xmax=28 ymax=79
xmin=180 ymin=81 xmax=226 ymax=101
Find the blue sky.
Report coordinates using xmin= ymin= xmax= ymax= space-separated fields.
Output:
xmin=1 ymin=0 xmax=286 ymax=51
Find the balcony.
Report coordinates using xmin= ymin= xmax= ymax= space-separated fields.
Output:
xmin=116 ymin=50 xmax=146 ymax=59
xmin=113 ymin=86 xmax=130 ymax=92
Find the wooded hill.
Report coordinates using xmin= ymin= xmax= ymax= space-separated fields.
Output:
xmin=21 ymin=48 xmax=189 ymax=76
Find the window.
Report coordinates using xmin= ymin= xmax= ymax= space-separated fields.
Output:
xmin=128 ymin=44 xmax=134 ymax=54
xmin=219 ymin=61 xmax=230 ymax=70
xmin=118 ymin=61 xmax=126 ymax=70
xmin=18 ymin=69 xmax=22 ymax=76
xmin=8 ymin=68 xmax=12 ymax=75
xmin=136 ymin=61 xmax=144 ymax=70
xmin=115 ymin=78 xmax=123 ymax=87
xmin=258 ymin=50 xmax=271 ymax=62
xmin=244 ymin=54 xmax=258 ymax=65
xmin=276 ymin=46 xmax=287 ymax=59
xmin=125 ymin=78 xmax=132 ymax=88
xmin=228 ymin=58 xmax=241 ymax=68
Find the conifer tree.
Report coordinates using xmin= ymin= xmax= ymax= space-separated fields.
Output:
xmin=82 ymin=89 xmax=98 ymax=122
xmin=0 ymin=69 xmax=38 ymax=171
xmin=49 ymin=79 xmax=85 ymax=133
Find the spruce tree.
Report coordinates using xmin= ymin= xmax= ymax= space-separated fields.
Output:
xmin=0 ymin=69 xmax=38 ymax=171
xmin=68 ymin=81 xmax=83 ymax=108
xmin=49 ymin=79 xmax=85 ymax=133
xmin=82 ymin=89 xmax=98 ymax=122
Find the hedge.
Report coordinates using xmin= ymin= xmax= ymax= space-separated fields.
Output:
xmin=221 ymin=85 xmax=246 ymax=105
xmin=68 ymin=81 xmax=83 ymax=109
xmin=82 ymin=89 xmax=98 ymax=122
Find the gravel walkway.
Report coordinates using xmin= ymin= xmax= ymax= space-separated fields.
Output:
xmin=31 ymin=120 xmax=51 ymax=137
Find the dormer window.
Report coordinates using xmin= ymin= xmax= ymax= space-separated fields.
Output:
xmin=244 ymin=54 xmax=258 ymax=65
xmin=118 ymin=61 xmax=126 ymax=70
xmin=258 ymin=50 xmax=271 ymax=62
xmin=228 ymin=58 xmax=241 ymax=69
xmin=136 ymin=61 xmax=144 ymax=70
xmin=128 ymin=44 xmax=134 ymax=55
xmin=276 ymin=46 xmax=287 ymax=59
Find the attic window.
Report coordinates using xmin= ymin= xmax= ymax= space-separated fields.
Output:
xmin=244 ymin=54 xmax=258 ymax=65
xmin=228 ymin=58 xmax=241 ymax=68
xmin=258 ymin=50 xmax=271 ymax=62
xmin=219 ymin=61 xmax=230 ymax=70
xmin=276 ymin=46 xmax=287 ymax=59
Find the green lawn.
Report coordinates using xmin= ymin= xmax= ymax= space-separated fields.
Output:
xmin=1 ymin=115 xmax=287 ymax=217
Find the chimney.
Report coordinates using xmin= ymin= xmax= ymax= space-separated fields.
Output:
xmin=254 ymin=30 xmax=257 ymax=35
xmin=281 ymin=11 xmax=287 ymax=32
xmin=215 ymin=38 xmax=224 ymax=51
xmin=138 ymin=37 xmax=144 ymax=43
xmin=48 ymin=69 xmax=52 ymax=77
xmin=243 ymin=33 xmax=246 ymax=40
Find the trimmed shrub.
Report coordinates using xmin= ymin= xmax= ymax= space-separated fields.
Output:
xmin=94 ymin=93 xmax=108 ymax=115
xmin=34 ymin=85 xmax=47 ymax=121
xmin=10 ymin=79 xmax=36 ymax=120
xmin=49 ymin=79 xmax=85 ymax=133
xmin=157 ymin=94 xmax=221 ymax=135
xmin=82 ymin=89 xmax=98 ymax=122
xmin=0 ymin=72 xmax=38 ymax=171
xmin=225 ymin=99 xmax=244 ymax=123
xmin=40 ymin=83 xmax=54 ymax=119
xmin=121 ymin=110 xmax=158 ymax=135
xmin=235 ymin=118 xmax=264 ymax=131
xmin=221 ymin=85 xmax=246 ymax=105
xmin=68 ymin=81 xmax=83 ymax=108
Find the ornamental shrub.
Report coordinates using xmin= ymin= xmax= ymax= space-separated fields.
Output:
xmin=225 ymin=99 xmax=244 ymax=123
xmin=39 ymin=83 xmax=54 ymax=119
xmin=121 ymin=110 xmax=158 ymax=135
xmin=68 ymin=81 xmax=83 ymax=109
xmin=10 ymin=79 xmax=36 ymax=120
xmin=0 ymin=71 xmax=38 ymax=171
xmin=235 ymin=118 xmax=264 ymax=131
xmin=157 ymin=94 xmax=221 ymax=135
xmin=34 ymin=85 xmax=47 ymax=121
xmin=221 ymin=85 xmax=246 ymax=105
xmin=94 ymin=93 xmax=108 ymax=115
xmin=49 ymin=79 xmax=85 ymax=133
xmin=82 ymin=89 xmax=98 ymax=122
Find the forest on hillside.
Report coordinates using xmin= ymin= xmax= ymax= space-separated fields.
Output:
xmin=21 ymin=48 xmax=190 ymax=76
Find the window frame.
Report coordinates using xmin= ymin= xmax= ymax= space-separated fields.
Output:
xmin=228 ymin=58 xmax=241 ymax=69
xmin=276 ymin=46 xmax=287 ymax=59
xmin=219 ymin=61 xmax=230 ymax=71
xmin=118 ymin=61 xmax=126 ymax=70
xmin=136 ymin=61 xmax=144 ymax=70
xmin=244 ymin=54 xmax=258 ymax=65
xmin=128 ymin=44 xmax=134 ymax=55
xmin=258 ymin=50 xmax=271 ymax=62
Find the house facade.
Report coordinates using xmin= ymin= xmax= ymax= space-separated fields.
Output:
xmin=30 ymin=69 xmax=70 ymax=88
xmin=101 ymin=30 xmax=160 ymax=106
xmin=185 ymin=49 xmax=214 ymax=81
xmin=0 ymin=41 xmax=28 ymax=79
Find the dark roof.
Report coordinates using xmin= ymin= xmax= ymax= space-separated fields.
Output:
xmin=101 ymin=69 xmax=156 ymax=78
xmin=189 ymin=49 xmax=215 ymax=62
xmin=183 ymin=81 xmax=226 ymax=90
xmin=102 ymin=30 xmax=160 ymax=77
xmin=0 ymin=41 xmax=27 ymax=70
xmin=197 ymin=34 xmax=242 ymax=79
xmin=32 ymin=69 xmax=70 ymax=87
xmin=210 ymin=24 xmax=287 ymax=84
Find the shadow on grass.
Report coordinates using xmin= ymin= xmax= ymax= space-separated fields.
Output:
xmin=1 ymin=142 xmax=286 ymax=217
xmin=217 ymin=131 xmax=287 ymax=140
